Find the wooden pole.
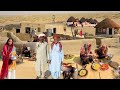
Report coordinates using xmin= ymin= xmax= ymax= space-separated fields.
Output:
xmin=99 ymin=72 xmax=101 ymax=79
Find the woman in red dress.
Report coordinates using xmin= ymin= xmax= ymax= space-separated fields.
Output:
xmin=0 ymin=38 xmax=16 ymax=79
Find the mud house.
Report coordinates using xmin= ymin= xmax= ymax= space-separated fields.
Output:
xmin=43 ymin=21 xmax=96 ymax=37
xmin=44 ymin=22 xmax=70 ymax=36
xmin=3 ymin=21 xmax=73 ymax=36
xmin=3 ymin=20 xmax=96 ymax=37
xmin=95 ymin=18 xmax=120 ymax=37
xmin=3 ymin=22 xmax=45 ymax=34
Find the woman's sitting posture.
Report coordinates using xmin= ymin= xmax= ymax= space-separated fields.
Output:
xmin=95 ymin=44 xmax=113 ymax=63
xmin=21 ymin=44 xmax=32 ymax=58
xmin=80 ymin=46 xmax=93 ymax=68
xmin=95 ymin=44 xmax=108 ymax=60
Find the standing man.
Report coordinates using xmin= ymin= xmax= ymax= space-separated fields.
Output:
xmin=35 ymin=33 xmax=49 ymax=79
xmin=48 ymin=35 xmax=64 ymax=79
xmin=30 ymin=30 xmax=35 ymax=41
xmin=74 ymin=29 xmax=78 ymax=39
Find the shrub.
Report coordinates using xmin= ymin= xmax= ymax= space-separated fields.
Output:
xmin=7 ymin=32 xmax=11 ymax=38
xmin=84 ymin=33 xmax=88 ymax=36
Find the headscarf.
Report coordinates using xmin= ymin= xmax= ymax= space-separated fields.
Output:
xmin=100 ymin=44 xmax=108 ymax=55
xmin=80 ymin=47 xmax=85 ymax=54
xmin=101 ymin=44 xmax=108 ymax=50
xmin=38 ymin=33 xmax=48 ymax=43
xmin=88 ymin=43 xmax=92 ymax=53
xmin=53 ymin=34 xmax=60 ymax=39
xmin=51 ymin=34 xmax=62 ymax=51
xmin=38 ymin=33 xmax=45 ymax=38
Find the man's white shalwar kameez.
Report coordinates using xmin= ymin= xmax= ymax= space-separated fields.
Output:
xmin=49 ymin=43 xmax=64 ymax=79
xmin=35 ymin=42 xmax=49 ymax=78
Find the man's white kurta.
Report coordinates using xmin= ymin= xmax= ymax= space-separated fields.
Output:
xmin=35 ymin=42 xmax=49 ymax=78
xmin=49 ymin=43 xmax=64 ymax=79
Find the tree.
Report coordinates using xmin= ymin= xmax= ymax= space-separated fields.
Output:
xmin=68 ymin=23 xmax=75 ymax=39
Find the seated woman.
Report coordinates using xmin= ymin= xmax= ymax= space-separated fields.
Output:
xmin=80 ymin=43 xmax=94 ymax=68
xmin=33 ymin=35 xmax=39 ymax=42
xmin=21 ymin=44 xmax=32 ymax=58
xmin=80 ymin=47 xmax=90 ymax=68
xmin=95 ymin=44 xmax=109 ymax=61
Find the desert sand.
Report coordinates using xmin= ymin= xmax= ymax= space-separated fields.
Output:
xmin=0 ymin=47 xmax=119 ymax=79
xmin=0 ymin=12 xmax=120 ymax=24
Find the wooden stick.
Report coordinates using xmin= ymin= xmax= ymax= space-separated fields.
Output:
xmin=99 ymin=72 xmax=101 ymax=79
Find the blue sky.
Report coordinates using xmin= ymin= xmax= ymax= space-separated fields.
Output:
xmin=0 ymin=11 xmax=119 ymax=15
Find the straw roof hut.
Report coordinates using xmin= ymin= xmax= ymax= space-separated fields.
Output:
xmin=79 ymin=17 xmax=86 ymax=23
xmin=67 ymin=16 xmax=76 ymax=22
xmin=87 ymin=18 xmax=94 ymax=24
xmin=95 ymin=18 xmax=120 ymax=35
xmin=79 ymin=17 xmax=98 ymax=24
xmin=93 ymin=19 xmax=98 ymax=24
xmin=85 ymin=18 xmax=89 ymax=22
xmin=95 ymin=18 xmax=120 ymax=28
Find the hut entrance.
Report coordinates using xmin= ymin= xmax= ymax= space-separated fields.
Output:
xmin=25 ymin=27 xmax=30 ymax=33
xmin=53 ymin=28 xmax=56 ymax=34
xmin=16 ymin=29 xmax=20 ymax=33
xmin=38 ymin=28 xmax=41 ymax=32
xmin=109 ymin=28 xmax=112 ymax=35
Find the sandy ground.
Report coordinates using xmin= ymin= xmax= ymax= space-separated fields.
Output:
xmin=0 ymin=47 xmax=119 ymax=79
xmin=0 ymin=59 xmax=36 ymax=79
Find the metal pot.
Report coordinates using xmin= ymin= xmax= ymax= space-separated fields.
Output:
xmin=62 ymin=65 xmax=72 ymax=71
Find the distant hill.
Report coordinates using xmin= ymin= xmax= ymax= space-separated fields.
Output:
xmin=0 ymin=12 xmax=120 ymax=24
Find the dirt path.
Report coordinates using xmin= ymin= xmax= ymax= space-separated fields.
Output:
xmin=0 ymin=60 xmax=36 ymax=79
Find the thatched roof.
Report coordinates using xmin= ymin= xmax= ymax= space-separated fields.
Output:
xmin=88 ymin=18 xmax=98 ymax=24
xmin=79 ymin=17 xmax=98 ymax=24
xmin=67 ymin=16 xmax=76 ymax=22
xmin=85 ymin=18 xmax=89 ymax=22
xmin=79 ymin=17 xmax=86 ymax=23
xmin=95 ymin=18 xmax=120 ymax=28
xmin=93 ymin=19 xmax=98 ymax=24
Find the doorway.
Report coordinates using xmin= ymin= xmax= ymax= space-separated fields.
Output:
xmin=53 ymin=28 xmax=56 ymax=34
xmin=25 ymin=27 xmax=30 ymax=33
xmin=109 ymin=28 xmax=112 ymax=35
xmin=16 ymin=29 xmax=20 ymax=33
